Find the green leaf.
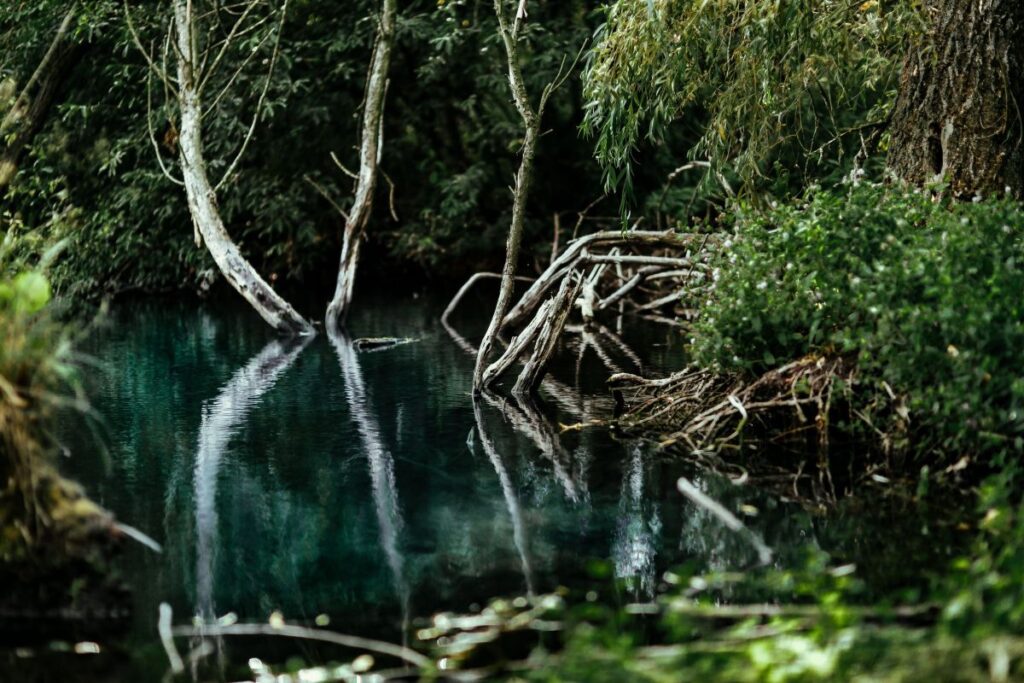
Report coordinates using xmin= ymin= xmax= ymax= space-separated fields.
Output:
xmin=13 ymin=271 xmax=51 ymax=314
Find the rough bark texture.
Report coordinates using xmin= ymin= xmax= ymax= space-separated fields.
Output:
xmin=173 ymin=0 xmax=312 ymax=335
xmin=0 ymin=9 xmax=80 ymax=193
xmin=326 ymin=0 xmax=397 ymax=331
xmin=512 ymin=271 xmax=582 ymax=396
xmin=888 ymin=0 xmax=1024 ymax=198
xmin=473 ymin=1 xmax=542 ymax=391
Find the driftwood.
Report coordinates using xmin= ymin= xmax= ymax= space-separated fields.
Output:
xmin=502 ymin=230 xmax=710 ymax=329
xmin=512 ymin=272 xmax=583 ymax=396
xmin=444 ymin=223 xmax=716 ymax=396
xmin=481 ymin=298 xmax=553 ymax=388
xmin=352 ymin=336 xmax=417 ymax=352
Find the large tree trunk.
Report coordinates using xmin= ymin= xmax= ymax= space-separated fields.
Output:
xmin=887 ymin=0 xmax=1024 ymax=199
xmin=0 ymin=8 xmax=80 ymax=194
xmin=325 ymin=0 xmax=397 ymax=332
xmin=173 ymin=0 xmax=312 ymax=335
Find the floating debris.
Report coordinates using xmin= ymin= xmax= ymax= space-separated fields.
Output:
xmin=352 ymin=337 xmax=419 ymax=352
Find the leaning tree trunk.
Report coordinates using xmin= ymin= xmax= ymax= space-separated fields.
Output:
xmin=887 ymin=0 xmax=1024 ymax=199
xmin=325 ymin=0 xmax=397 ymax=332
xmin=173 ymin=0 xmax=312 ymax=335
xmin=0 ymin=8 xmax=80 ymax=194
xmin=472 ymin=0 xmax=544 ymax=392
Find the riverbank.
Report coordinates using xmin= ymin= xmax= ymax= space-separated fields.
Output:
xmin=0 ymin=269 xmax=129 ymax=635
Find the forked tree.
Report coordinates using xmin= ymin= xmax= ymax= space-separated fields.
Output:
xmin=472 ymin=0 xmax=577 ymax=392
xmin=128 ymin=0 xmax=313 ymax=334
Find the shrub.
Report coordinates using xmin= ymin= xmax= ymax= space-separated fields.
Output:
xmin=692 ymin=182 xmax=1024 ymax=465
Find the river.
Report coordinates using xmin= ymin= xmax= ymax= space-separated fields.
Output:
xmin=5 ymin=289 xmax=966 ymax=680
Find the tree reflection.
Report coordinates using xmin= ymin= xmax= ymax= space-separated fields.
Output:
xmin=472 ymin=397 xmax=536 ymax=596
xmin=612 ymin=443 xmax=662 ymax=600
xmin=193 ymin=336 xmax=311 ymax=622
xmin=329 ymin=331 xmax=411 ymax=639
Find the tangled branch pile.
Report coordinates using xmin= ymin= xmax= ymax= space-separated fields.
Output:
xmin=610 ymin=354 xmax=857 ymax=451
xmin=447 ymin=228 xmax=718 ymax=395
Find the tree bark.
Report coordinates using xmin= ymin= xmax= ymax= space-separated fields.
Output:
xmin=0 ymin=8 xmax=80 ymax=194
xmin=173 ymin=0 xmax=312 ymax=335
xmin=325 ymin=0 xmax=397 ymax=331
xmin=473 ymin=0 xmax=543 ymax=392
xmin=512 ymin=270 xmax=582 ymax=396
xmin=888 ymin=0 xmax=1024 ymax=198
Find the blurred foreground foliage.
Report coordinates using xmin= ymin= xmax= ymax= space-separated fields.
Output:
xmin=0 ymin=246 xmax=122 ymax=616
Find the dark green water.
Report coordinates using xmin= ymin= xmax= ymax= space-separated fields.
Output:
xmin=5 ymin=291 xmax=967 ymax=680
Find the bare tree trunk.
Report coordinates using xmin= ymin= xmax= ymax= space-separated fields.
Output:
xmin=887 ymin=0 xmax=1024 ymax=198
xmin=325 ymin=0 xmax=397 ymax=331
xmin=0 ymin=8 xmax=79 ymax=193
xmin=473 ymin=0 xmax=545 ymax=392
xmin=173 ymin=0 xmax=312 ymax=335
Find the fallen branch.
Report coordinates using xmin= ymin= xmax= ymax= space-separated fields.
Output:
xmin=170 ymin=622 xmax=431 ymax=668
xmin=442 ymin=272 xmax=535 ymax=327
xmin=503 ymin=230 xmax=707 ymax=329
xmin=482 ymin=298 xmax=553 ymax=388
xmin=513 ymin=271 xmax=583 ymax=396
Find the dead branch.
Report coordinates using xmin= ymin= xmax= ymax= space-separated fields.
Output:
xmin=442 ymin=271 xmax=535 ymax=327
xmin=482 ymin=298 xmax=553 ymax=388
xmin=502 ymin=230 xmax=709 ymax=329
xmin=513 ymin=271 xmax=584 ymax=396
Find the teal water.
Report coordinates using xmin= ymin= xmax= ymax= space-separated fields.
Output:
xmin=6 ymin=291 xmax=967 ymax=679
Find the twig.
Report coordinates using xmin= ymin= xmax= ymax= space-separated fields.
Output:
xmin=123 ymin=0 xmax=177 ymax=94
xmin=170 ymin=622 xmax=431 ymax=668
xmin=213 ymin=0 xmax=290 ymax=192
xmin=304 ymin=174 xmax=350 ymax=221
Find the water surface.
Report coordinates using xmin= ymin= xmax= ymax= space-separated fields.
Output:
xmin=13 ymin=290 xmax=966 ymax=679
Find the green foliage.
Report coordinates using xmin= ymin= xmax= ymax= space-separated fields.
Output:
xmin=2 ymin=1 xmax=624 ymax=299
xmin=583 ymin=0 xmax=921 ymax=204
xmin=437 ymin=546 xmax=1024 ymax=681
xmin=691 ymin=182 xmax=1024 ymax=465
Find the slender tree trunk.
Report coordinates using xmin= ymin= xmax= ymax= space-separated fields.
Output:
xmin=325 ymin=0 xmax=397 ymax=331
xmin=473 ymin=0 xmax=542 ymax=392
xmin=173 ymin=0 xmax=312 ymax=335
xmin=0 ymin=8 xmax=80 ymax=193
xmin=888 ymin=0 xmax=1024 ymax=198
